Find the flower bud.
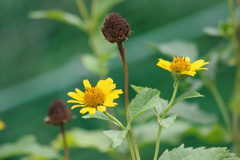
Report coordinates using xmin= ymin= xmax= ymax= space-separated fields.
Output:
xmin=101 ymin=13 xmax=131 ymax=43
xmin=45 ymin=99 xmax=72 ymax=126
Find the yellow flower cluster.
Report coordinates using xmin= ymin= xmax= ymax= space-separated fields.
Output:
xmin=157 ymin=56 xmax=209 ymax=77
xmin=68 ymin=78 xmax=123 ymax=115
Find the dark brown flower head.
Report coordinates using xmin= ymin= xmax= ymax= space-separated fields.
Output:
xmin=101 ymin=13 xmax=131 ymax=43
xmin=45 ymin=99 xmax=72 ymax=126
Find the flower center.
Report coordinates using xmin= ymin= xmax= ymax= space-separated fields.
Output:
xmin=170 ymin=57 xmax=191 ymax=73
xmin=84 ymin=87 xmax=105 ymax=108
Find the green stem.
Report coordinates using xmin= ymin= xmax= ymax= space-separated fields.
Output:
xmin=103 ymin=112 xmax=136 ymax=160
xmin=117 ymin=42 xmax=141 ymax=160
xmin=91 ymin=0 xmax=99 ymax=17
xmin=104 ymin=111 xmax=125 ymax=129
xmin=200 ymin=72 xmax=232 ymax=134
xmin=227 ymin=0 xmax=240 ymax=156
xmin=75 ymin=0 xmax=89 ymax=20
xmin=60 ymin=123 xmax=70 ymax=160
xmin=153 ymin=79 xmax=180 ymax=160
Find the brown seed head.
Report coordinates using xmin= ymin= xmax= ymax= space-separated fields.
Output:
xmin=101 ymin=13 xmax=131 ymax=43
xmin=45 ymin=99 xmax=72 ymax=126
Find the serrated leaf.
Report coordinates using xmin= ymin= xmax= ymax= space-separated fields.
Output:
xmin=158 ymin=144 xmax=240 ymax=160
xmin=174 ymin=91 xmax=204 ymax=105
xmin=129 ymin=88 xmax=161 ymax=121
xmin=131 ymin=85 xmax=145 ymax=93
xmin=82 ymin=111 xmax=119 ymax=127
xmin=103 ymin=126 xmax=130 ymax=148
xmin=28 ymin=10 xmax=86 ymax=31
xmin=157 ymin=40 xmax=199 ymax=61
xmin=160 ymin=114 xmax=178 ymax=129
xmin=81 ymin=54 xmax=108 ymax=76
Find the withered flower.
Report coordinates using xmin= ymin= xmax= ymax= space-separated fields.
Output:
xmin=45 ymin=99 xmax=72 ymax=125
xmin=101 ymin=13 xmax=131 ymax=43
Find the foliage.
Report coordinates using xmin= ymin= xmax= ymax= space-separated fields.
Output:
xmin=158 ymin=145 xmax=240 ymax=160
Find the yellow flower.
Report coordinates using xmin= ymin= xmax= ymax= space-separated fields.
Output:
xmin=0 ymin=120 xmax=5 ymax=130
xmin=67 ymin=78 xmax=123 ymax=115
xmin=157 ymin=56 xmax=209 ymax=77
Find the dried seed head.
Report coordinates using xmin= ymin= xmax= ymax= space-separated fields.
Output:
xmin=101 ymin=13 xmax=131 ymax=43
xmin=45 ymin=99 xmax=72 ymax=126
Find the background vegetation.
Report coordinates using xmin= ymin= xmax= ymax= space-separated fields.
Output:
xmin=0 ymin=0 xmax=236 ymax=159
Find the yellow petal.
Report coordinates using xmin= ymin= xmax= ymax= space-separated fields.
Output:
xmin=96 ymin=79 xmax=106 ymax=89
xmin=71 ymin=105 xmax=86 ymax=109
xmin=191 ymin=60 xmax=209 ymax=71
xmin=185 ymin=57 xmax=191 ymax=63
xmin=106 ymin=89 xmax=123 ymax=99
xmin=88 ymin=108 xmax=97 ymax=115
xmin=83 ymin=79 xmax=91 ymax=88
xmin=103 ymin=101 xmax=117 ymax=107
xmin=67 ymin=100 xmax=84 ymax=104
xmin=157 ymin=59 xmax=171 ymax=71
xmin=97 ymin=78 xmax=116 ymax=95
xmin=97 ymin=106 xmax=106 ymax=112
xmin=182 ymin=71 xmax=196 ymax=76
xmin=67 ymin=92 xmax=83 ymax=101
xmin=75 ymin=88 xmax=84 ymax=97
xmin=80 ymin=107 xmax=90 ymax=114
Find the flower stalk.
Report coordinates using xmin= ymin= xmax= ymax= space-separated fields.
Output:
xmin=60 ymin=123 xmax=70 ymax=160
xmin=103 ymin=111 xmax=136 ymax=160
xmin=153 ymin=79 xmax=180 ymax=160
xmin=227 ymin=0 xmax=240 ymax=156
xmin=117 ymin=42 xmax=141 ymax=160
xmin=200 ymin=72 xmax=232 ymax=134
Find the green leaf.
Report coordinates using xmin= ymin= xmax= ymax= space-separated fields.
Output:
xmin=133 ymin=120 xmax=191 ymax=146
xmin=82 ymin=111 xmax=119 ymax=127
xmin=103 ymin=126 xmax=130 ymax=148
xmin=81 ymin=54 xmax=108 ymax=76
xmin=0 ymin=135 xmax=60 ymax=159
xmin=184 ymin=123 xmax=230 ymax=144
xmin=174 ymin=91 xmax=204 ymax=105
xmin=203 ymin=27 xmax=221 ymax=36
xmin=156 ymin=40 xmax=199 ymax=61
xmin=93 ymin=0 xmax=124 ymax=21
xmin=155 ymin=98 xmax=168 ymax=114
xmin=158 ymin=144 xmax=240 ymax=160
xmin=131 ymin=85 xmax=145 ymax=93
xmin=129 ymin=88 xmax=161 ymax=121
xmin=205 ymin=52 xmax=219 ymax=81
xmin=168 ymin=101 xmax=216 ymax=124
xmin=160 ymin=114 xmax=178 ymax=129
xmin=28 ymin=10 xmax=86 ymax=31
xmin=51 ymin=128 xmax=110 ymax=152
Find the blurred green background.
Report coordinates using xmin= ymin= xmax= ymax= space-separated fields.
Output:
xmin=0 ymin=0 xmax=236 ymax=159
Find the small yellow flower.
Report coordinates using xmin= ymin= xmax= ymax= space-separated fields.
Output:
xmin=67 ymin=78 xmax=123 ymax=115
xmin=0 ymin=120 xmax=5 ymax=130
xmin=157 ymin=56 xmax=209 ymax=77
